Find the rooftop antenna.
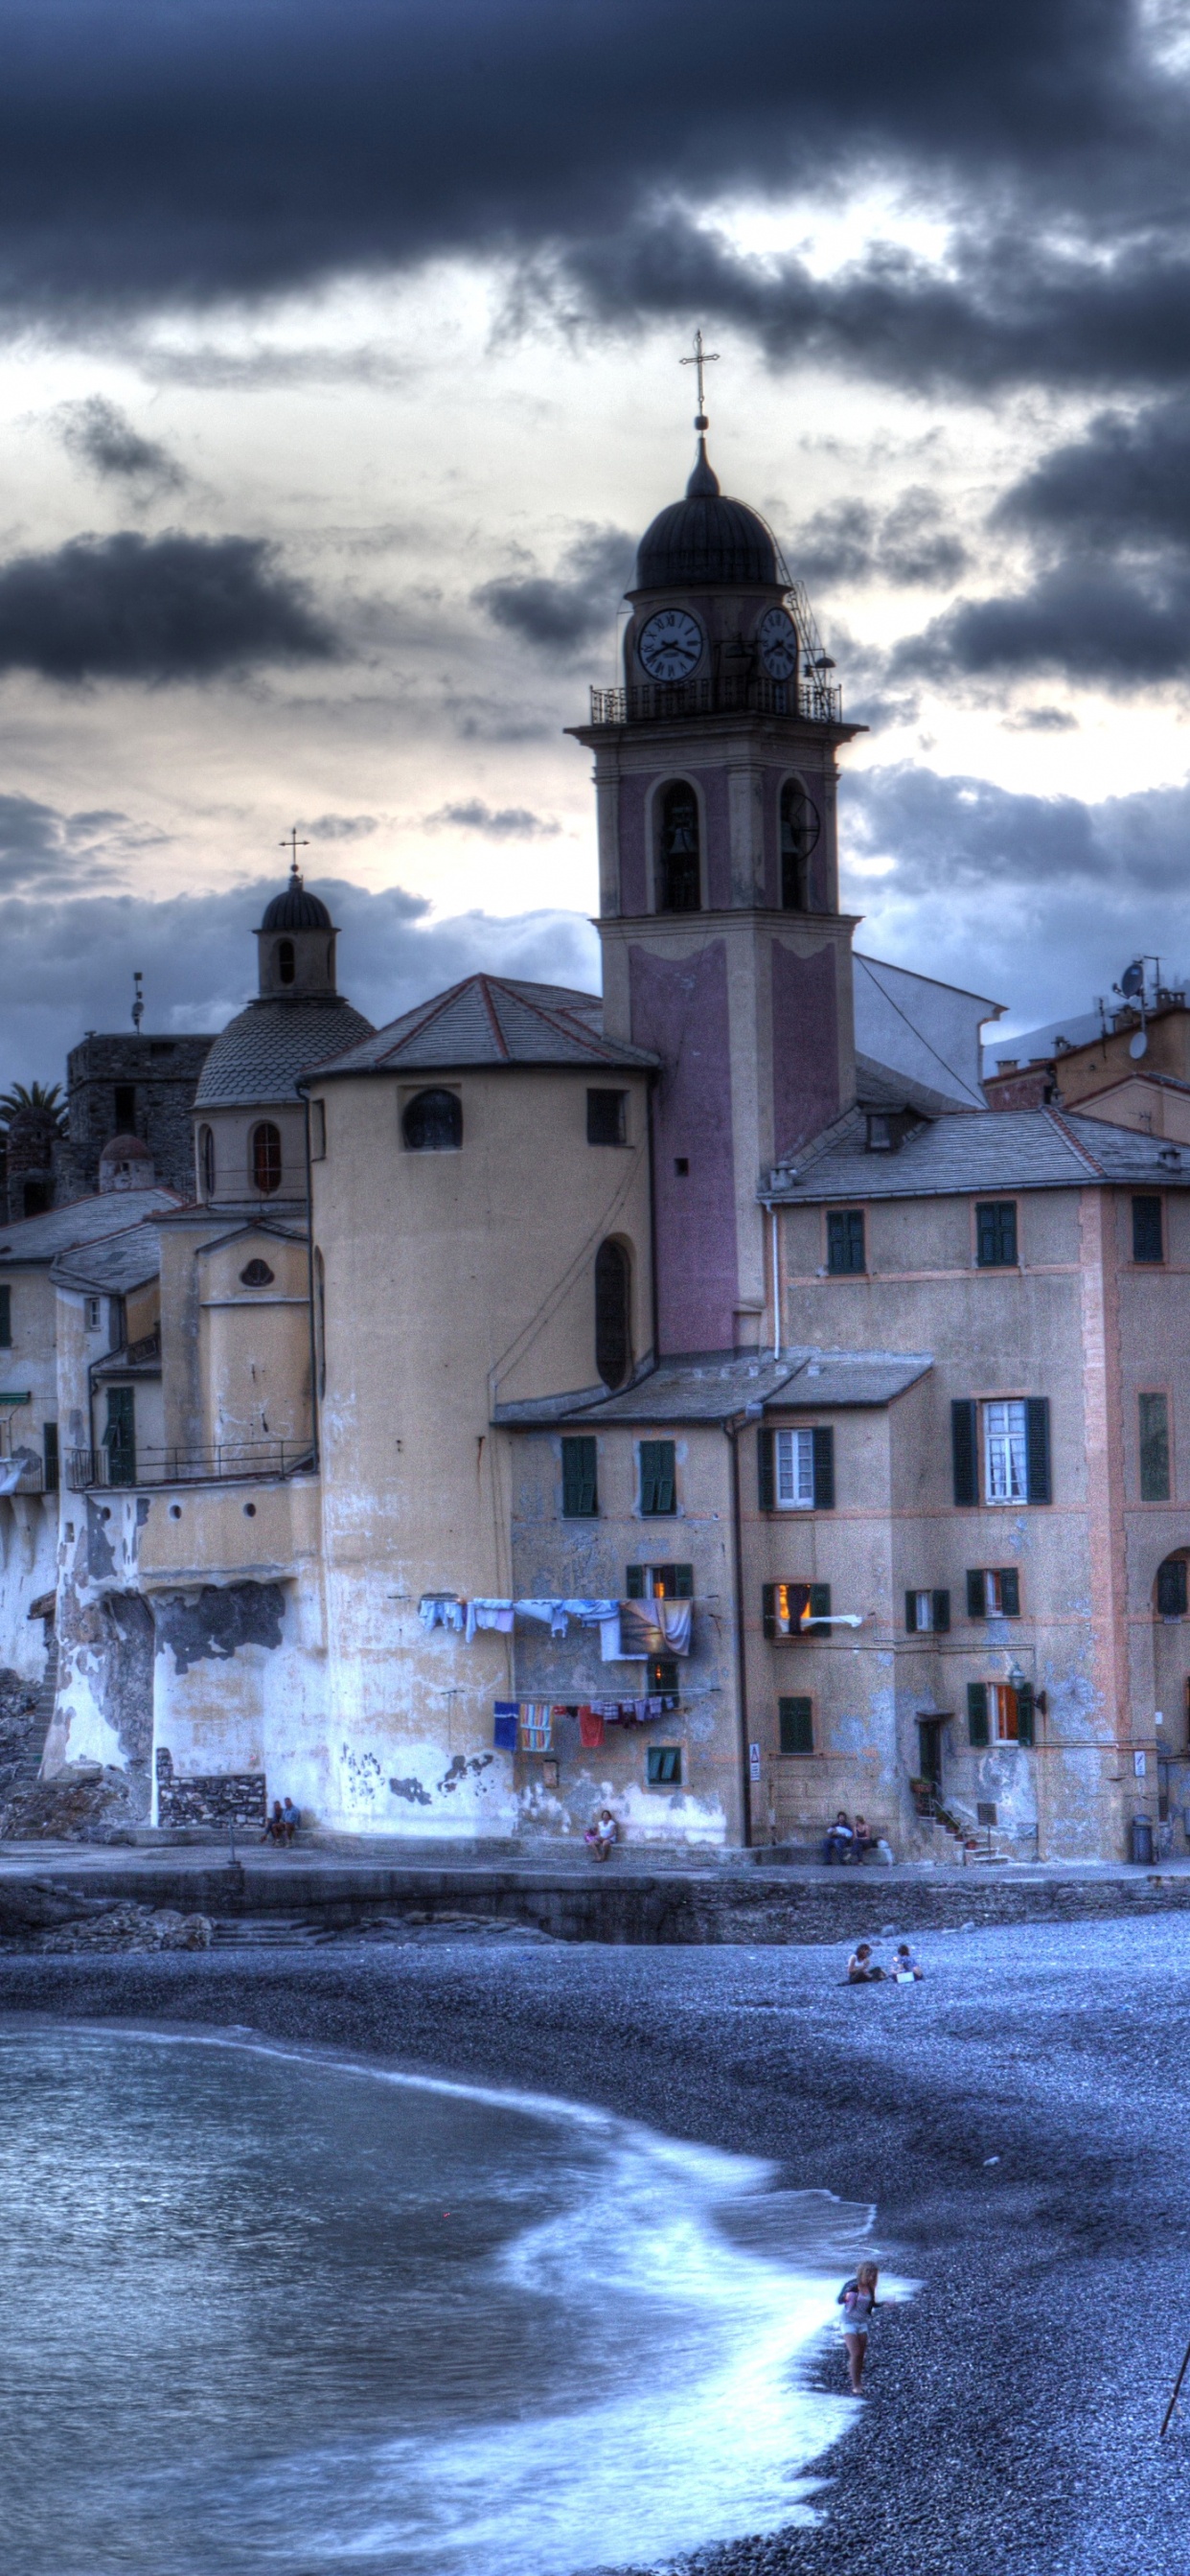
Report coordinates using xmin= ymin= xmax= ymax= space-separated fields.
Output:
xmin=279 ymin=825 xmax=309 ymax=885
xmin=1114 ymin=954 xmax=1158 ymax=1060
xmin=680 ymin=327 xmax=720 ymax=434
xmin=131 ymin=970 xmax=144 ymax=1035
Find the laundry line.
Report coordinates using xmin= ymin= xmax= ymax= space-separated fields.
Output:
xmin=418 ymin=1593 xmax=693 ymax=1657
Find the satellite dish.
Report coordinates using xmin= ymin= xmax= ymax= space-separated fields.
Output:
xmin=1130 ymin=1029 xmax=1149 ymax=1059
xmin=1120 ymin=959 xmax=1145 ymax=998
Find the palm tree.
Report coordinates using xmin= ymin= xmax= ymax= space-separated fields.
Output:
xmin=0 ymin=1082 xmax=68 ymax=1137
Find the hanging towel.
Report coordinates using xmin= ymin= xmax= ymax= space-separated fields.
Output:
xmin=562 ymin=1599 xmax=620 ymax=1625
xmin=616 ymin=1598 xmax=663 ymax=1659
xmin=419 ymin=1595 xmax=464 ymax=1633
xmin=519 ymin=1703 xmax=553 ymax=1754
xmin=467 ymin=1598 xmax=515 ymax=1643
xmin=600 ymin=1613 xmax=622 ymax=1661
xmin=493 ymin=1702 xmax=518 ymax=1751
xmin=578 ymin=1705 xmax=605 ymax=1749
xmin=515 ymin=1599 xmax=570 ymax=1637
xmin=657 ymin=1599 xmax=692 ymax=1655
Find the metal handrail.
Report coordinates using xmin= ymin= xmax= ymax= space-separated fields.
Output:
xmin=65 ymin=1438 xmax=314 ymax=1492
xmin=588 ymin=672 xmax=843 ymax=727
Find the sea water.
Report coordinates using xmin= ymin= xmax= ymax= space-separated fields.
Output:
xmin=0 ymin=2017 xmax=876 ymax=2575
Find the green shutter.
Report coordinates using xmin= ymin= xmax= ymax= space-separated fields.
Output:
xmin=779 ymin=1696 xmax=813 ymax=1754
xmin=1139 ymin=1393 xmax=1171 ymax=1503
xmin=808 ymin=1584 xmax=831 ymax=1631
xmin=640 ymin=1440 xmax=675 ymax=1515
xmin=905 ymin=1589 xmax=919 ymax=1633
xmin=674 ymin=1563 xmax=693 ymax=1598
xmin=952 ymin=1401 xmax=978 ymax=1506
xmin=0 ymin=1284 xmax=10 ymax=1346
xmin=1017 ymin=1681 xmax=1035 ymax=1746
xmin=812 ymin=1426 xmax=835 ymax=1509
xmin=42 ymin=1421 xmax=58 ymax=1494
xmin=967 ymin=1682 xmax=990 ymax=1747
xmin=1025 ymin=1398 xmax=1051 ymax=1504
xmin=757 ymin=1427 xmax=775 ymax=1510
xmin=647 ymin=1745 xmax=682 ymax=1784
xmin=626 ymin=1565 xmax=645 ymax=1598
xmin=976 ymin=1201 xmax=1018 ymax=1267
xmin=561 ymin=1435 xmax=597 ymax=1518
xmin=762 ymin=1583 xmax=776 ymax=1640
xmin=966 ymin=1569 xmax=984 ymax=1618
xmin=103 ymin=1386 xmax=135 ymax=1488
xmin=932 ymin=1589 xmax=950 ymax=1633
xmin=999 ymin=1567 xmax=1020 ymax=1617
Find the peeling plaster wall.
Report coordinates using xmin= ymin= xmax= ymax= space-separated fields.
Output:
xmin=0 ymin=1495 xmax=57 ymax=1681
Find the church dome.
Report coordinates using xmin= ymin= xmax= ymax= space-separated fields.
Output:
xmin=259 ymin=880 xmax=332 ymax=932
xmin=634 ymin=441 xmax=779 ymax=591
xmin=195 ymin=998 xmax=375 ymax=1110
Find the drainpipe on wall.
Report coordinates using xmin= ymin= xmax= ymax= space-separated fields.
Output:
xmin=646 ymin=1070 xmax=660 ymax=1368
xmin=761 ymin=1198 xmax=780 ymax=1359
xmin=301 ymin=1090 xmax=319 ymax=1474
xmin=724 ymin=1412 xmax=753 ymax=1850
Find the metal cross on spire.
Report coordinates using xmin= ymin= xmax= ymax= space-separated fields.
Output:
xmin=279 ymin=825 xmax=309 ymax=882
xmin=680 ymin=328 xmax=720 ymax=426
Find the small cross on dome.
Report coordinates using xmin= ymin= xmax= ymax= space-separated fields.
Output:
xmin=680 ymin=328 xmax=720 ymax=431
xmin=279 ymin=824 xmax=309 ymax=885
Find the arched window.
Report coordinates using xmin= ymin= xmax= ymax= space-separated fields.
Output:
xmin=595 ymin=1239 xmax=631 ymax=1391
xmin=198 ymin=1125 xmax=215 ymax=1199
xmin=277 ymin=938 xmax=296 ymax=987
xmin=251 ymin=1121 xmax=283 ymax=1195
xmin=657 ymin=782 xmax=701 ymax=913
xmin=1156 ymin=1552 xmax=1188 ymax=1618
xmin=402 ymin=1089 xmax=462 ymax=1152
xmin=239 ymin=1258 xmax=275 ymax=1288
xmin=780 ymin=779 xmax=821 ymax=911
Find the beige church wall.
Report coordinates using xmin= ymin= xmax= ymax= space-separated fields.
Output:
xmin=194 ymin=1102 xmax=308 ymax=1208
xmin=198 ymin=1292 xmax=311 ymax=1455
xmin=507 ymin=1424 xmax=740 ymax=1846
xmin=137 ymin=1473 xmax=322 ymax=1591
xmin=147 ymin=1568 xmax=331 ymax=1824
xmin=305 ymin=1062 xmax=654 ymax=1836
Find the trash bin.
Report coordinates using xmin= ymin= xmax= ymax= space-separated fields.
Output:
xmin=1131 ymin=1814 xmax=1154 ymax=1866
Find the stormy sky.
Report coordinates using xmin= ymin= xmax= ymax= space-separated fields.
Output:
xmin=2 ymin=0 xmax=1190 ymax=1085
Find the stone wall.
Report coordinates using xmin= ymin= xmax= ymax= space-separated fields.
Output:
xmin=66 ymin=1034 xmax=215 ymax=1198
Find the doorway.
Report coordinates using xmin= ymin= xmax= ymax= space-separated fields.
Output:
xmin=917 ymin=1716 xmax=946 ymax=1790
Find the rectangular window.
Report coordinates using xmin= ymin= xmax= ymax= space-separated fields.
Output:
xmin=973 ymin=1680 xmax=1034 ymax=1744
xmin=0 ymin=1285 xmax=10 ymax=1347
xmin=103 ymin=1385 xmax=136 ymax=1488
xmin=639 ymin=1439 xmax=676 ymax=1516
xmin=778 ymin=1696 xmax=814 ymax=1755
xmin=1139 ymin=1392 xmax=1171 ymax=1502
xmin=309 ymin=1099 xmax=327 ymax=1161
xmin=647 ymin=1657 xmax=679 ymax=1694
xmin=627 ymin=1563 xmax=693 ymax=1598
xmin=1157 ymin=1557 xmax=1188 ymax=1618
xmin=42 ymin=1421 xmax=58 ymax=1494
xmin=586 ymin=1089 xmax=627 ymax=1146
xmin=904 ymin=1588 xmax=950 ymax=1634
xmin=827 ymin=1209 xmax=865 ymax=1276
xmin=966 ymin=1568 xmax=1021 ymax=1617
xmin=647 ymin=1745 xmax=682 ymax=1785
xmin=84 ymin=1296 xmax=101 ymax=1332
xmin=762 ymin=1425 xmax=835 ymax=1511
xmin=984 ymin=1398 xmax=1028 ymax=1502
xmin=764 ymin=1582 xmax=831 ymax=1639
xmin=1133 ymin=1194 xmax=1164 ymax=1263
xmin=975 ymin=1201 xmax=1018 ymax=1267
xmin=561 ymin=1435 xmax=598 ymax=1518
xmin=113 ymin=1084 xmax=136 ymax=1132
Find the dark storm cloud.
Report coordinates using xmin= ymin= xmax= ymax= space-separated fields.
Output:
xmin=995 ymin=395 xmax=1190 ymax=548
xmin=474 ymin=528 xmax=636 ymax=655
xmin=0 ymin=1 xmax=1175 ymax=380
xmin=423 ymin=799 xmax=561 ymax=840
xmin=0 ymin=867 xmax=599 ymax=1089
xmin=894 ymin=560 xmax=1190 ymax=690
xmin=792 ymin=487 xmax=969 ymax=589
xmin=56 ymin=395 xmax=184 ymax=491
xmin=0 ymin=531 xmax=334 ymax=681
xmin=0 ymin=788 xmax=152 ymax=890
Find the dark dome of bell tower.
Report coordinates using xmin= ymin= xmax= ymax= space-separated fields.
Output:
xmin=633 ymin=439 xmax=780 ymax=592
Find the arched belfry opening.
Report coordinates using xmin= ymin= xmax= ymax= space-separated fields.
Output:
xmin=780 ymin=779 xmax=820 ymax=911
xmin=595 ymin=1239 xmax=632 ymax=1390
xmin=657 ymin=783 xmax=700 ymax=914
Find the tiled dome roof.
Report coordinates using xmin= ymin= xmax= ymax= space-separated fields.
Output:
xmin=195 ymin=998 xmax=374 ymax=1108
xmin=259 ymin=879 xmax=333 ymax=932
xmin=635 ymin=440 xmax=779 ymax=590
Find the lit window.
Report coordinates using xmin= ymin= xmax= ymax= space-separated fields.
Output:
xmin=984 ymin=1400 xmax=1027 ymax=1504
xmin=764 ymin=1581 xmax=830 ymax=1637
xmin=775 ymin=1428 xmax=815 ymax=1508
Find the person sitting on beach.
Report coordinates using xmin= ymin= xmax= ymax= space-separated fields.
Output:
xmin=263 ymin=1799 xmax=286 ymax=1845
xmin=837 ymin=2261 xmax=881 ymax=2394
xmin=282 ymin=1796 xmax=300 ymax=1844
xmin=891 ymin=1943 xmax=923 ymax=1981
xmin=824 ymin=1811 xmax=855 ymax=1865
xmin=584 ymin=1807 xmax=618 ymax=1861
xmin=846 ymin=1943 xmax=885 ymax=1984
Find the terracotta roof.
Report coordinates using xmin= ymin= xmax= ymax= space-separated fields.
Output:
xmin=309 ymin=975 xmax=658 ymax=1078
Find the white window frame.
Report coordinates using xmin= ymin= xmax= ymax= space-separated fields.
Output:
xmin=983 ymin=1400 xmax=1027 ymax=1505
xmin=774 ymin=1427 xmax=815 ymax=1509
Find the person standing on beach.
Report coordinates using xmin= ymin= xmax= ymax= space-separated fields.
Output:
xmin=837 ymin=2261 xmax=880 ymax=2393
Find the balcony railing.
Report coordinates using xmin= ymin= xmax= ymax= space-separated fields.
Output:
xmin=66 ymin=1438 xmax=314 ymax=1492
xmin=587 ymin=672 xmax=843 ymax=728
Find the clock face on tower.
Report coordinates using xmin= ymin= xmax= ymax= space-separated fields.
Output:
xmin=637 ymin=609 xmax=703 ymax=680
xmin=758 ymin=607 xmax=798 ymax=679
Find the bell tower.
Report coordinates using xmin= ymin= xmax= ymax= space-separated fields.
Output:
xmin=568 ymin=391 xmax=864 ymax=1358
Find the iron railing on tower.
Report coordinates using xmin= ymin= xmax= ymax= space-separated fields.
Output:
xmin=587 ymin=669 xmax=842 ymax=728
